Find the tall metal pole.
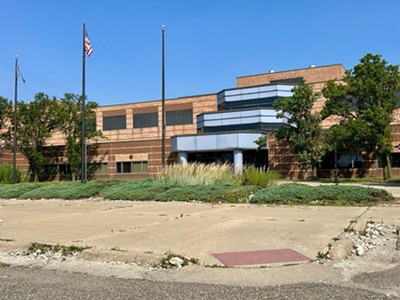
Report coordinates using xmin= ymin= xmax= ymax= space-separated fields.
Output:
xmin=81 ymin=23 xmax=86 ymax=183
xmin=12 ymin=55 xmax=18 ymax=184
xmin=161 ymin=25 xmax=166 ymax=171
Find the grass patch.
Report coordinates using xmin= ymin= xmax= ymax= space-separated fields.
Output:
xmin=250 ymin=184 xmax=393 ymax=205
xmin=0 ymin=262 xmax=10 ymax=268
xmin=27 ymin=242 xmax=91 ymax=256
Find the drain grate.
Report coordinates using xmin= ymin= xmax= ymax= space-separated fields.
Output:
xmin=212 ymin=248 xmax=310 ymax=266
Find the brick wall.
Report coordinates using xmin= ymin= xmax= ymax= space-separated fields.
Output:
xmin=236 ymin=64 xmax=346 ymax=88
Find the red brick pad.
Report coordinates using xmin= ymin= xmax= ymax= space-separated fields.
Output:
xmin=212 ymin=248 xmax=310 ymax=267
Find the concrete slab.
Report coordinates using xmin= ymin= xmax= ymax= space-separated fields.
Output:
xmin=0 ymin=199 xmax=373 ymax=266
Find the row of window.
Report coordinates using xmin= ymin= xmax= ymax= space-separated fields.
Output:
xmin=103 ymin=109 xmax=193 ymax=131
xmin=44 ymin=161 xmax=149 ymax=177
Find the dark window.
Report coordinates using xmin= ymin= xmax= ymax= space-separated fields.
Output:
xmin=116 ymin=161 xmax=148 ymax=174
xmin=318 ymin=152 xmax=363 ymax=169
xmin=88 ymin=163 xmax=108 ymax=175
xmin=188 ymin=152 xmax=233 ymax=164
xmin=391 ymin=153 xmax=400 ymax=168
xmin=218 ymin=97 xmax=279 ymax=110
xmin=166 ymin=109 xmax=193 ymax=126
xmin=133 ymin=112 xmax=158 ymax=128
xmin=270 ymin=77 xmax=303 ymax=85
xmin=103 ymin=115 xmax=126 ymax=131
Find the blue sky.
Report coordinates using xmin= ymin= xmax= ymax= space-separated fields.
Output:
xmin=1 ymin=0 xmax=399 ymax=106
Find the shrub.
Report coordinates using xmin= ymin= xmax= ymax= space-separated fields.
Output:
xmin=0 ymin=182 xmax=44 ymax=198
xmin=101 ymin=179 xmax=171 ymax=200
xmin=250 ymin=184 xmax=393 ymax=205
xmin=242 ymin=166 xmax=281 ymax=187
xmin=0 ymin=164 xmax=21 ymax=184
xmin=18 ymin=179 xmax=123 ymax=199
xmin=102 ymin=179 xmax=259 ymax=203
xmin=157 ymin=163 xmax=241 ymax=186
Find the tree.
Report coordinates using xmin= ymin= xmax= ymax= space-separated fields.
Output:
xmin=270 ymin=81 xmax=327 ymax=179
xmin=322 ymin=53 xmax=400 ymax=181
xmin=56 ymin=93 xmax=103 ymax=181
xmin=0 ymin=96 xmax=12 ymax=143
xmin=10 ymin=93 xmax=58 ymax=181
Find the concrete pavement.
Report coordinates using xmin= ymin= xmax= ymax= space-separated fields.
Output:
xmin=0 ymin=199 xmax=399 ymax=267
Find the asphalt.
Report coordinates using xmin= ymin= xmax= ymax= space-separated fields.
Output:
xmin=0 ymin=182 xmax=400 ymax=288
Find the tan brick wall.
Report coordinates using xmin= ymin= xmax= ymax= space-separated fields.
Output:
xmin=236 ymin=64 xmax=346 ymax=88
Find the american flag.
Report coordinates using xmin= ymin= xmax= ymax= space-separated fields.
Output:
xmin=85 ymin=28 xmax=93 ymax=57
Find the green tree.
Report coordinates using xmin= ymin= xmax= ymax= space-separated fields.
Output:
xmin=56 ymin=93 xmax=103 ymax=181
xmin=10 ymin=93 xmax=58 ymax=181
xmin=322 ymin=53 xmax=400 ymax=181
xmin=0 ymin=97 xmax=12 ymax=142
xmin=270 ymin=81 xmax=327 ymax=179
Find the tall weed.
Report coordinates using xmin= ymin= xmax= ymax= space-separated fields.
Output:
xmin=0 ymin=164 xmax=21 ymax=183
xmin=157 ymin=163 xmax=240 ymax=186
xmin=242 ymin=166 xmax=281 ymax=188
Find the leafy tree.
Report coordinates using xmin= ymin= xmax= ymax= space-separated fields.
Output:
xmin=10 ymin=93 xmax=59 ymax=181
xmin=322 ymin=53 xmax=400 ymax=181
xmin=56 ymin=93 xmax=103 ymax=181
xmin=270 ymin=81 xmax=327 ymax=179
xmin=0 ymin=97 xmax=12 ymax=142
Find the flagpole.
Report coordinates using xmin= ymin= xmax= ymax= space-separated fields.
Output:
xmin=161 ymin=25 xmax=166 ymax=172
xmin=13 ymin=55 xmax=18 ymax=184
xmin=81 ymin=22 xmax=86 ymax=183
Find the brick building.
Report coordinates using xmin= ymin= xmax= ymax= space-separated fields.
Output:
xmin=5 ymin=63 xmax=400 ymax=180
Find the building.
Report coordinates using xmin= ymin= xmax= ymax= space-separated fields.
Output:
xmin=7 ymin=63 xmax=400 ymax=180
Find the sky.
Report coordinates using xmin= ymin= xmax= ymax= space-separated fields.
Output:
xmin=1 ymin=0 xmax=400 ymax=106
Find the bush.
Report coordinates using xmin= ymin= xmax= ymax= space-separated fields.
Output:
xmin=102 ymin=179 xmax=259 ymax=203
xmin=250 ymin=184 xmax=394 ymax=205
xmin=155 ymin=185 xmax=258 ymax=203
xmin=101 ymin=179 xmax=171 ymax=200
xmin=242 ymin=166 xmax=281 ymax=187
xmin=157 ymin=163 xmax=241 ymax=186
xmin=0 ymin=182 xmax=44 ymax=198
xmin=0 ymin=164 xmax=21 ymax=184
xmin=18 ymin=180 xmax=123 ymax=199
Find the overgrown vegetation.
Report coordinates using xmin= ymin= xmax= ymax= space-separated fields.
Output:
xmin=0 ymin=262 xmax=10 ymax=268
xmin=102 ymin=179 xmax=258 ymax=203
xmin=242 ymin=166 xmax=281 ymax=188
xmin=157 ymin=163 xmax=240 ymax=186
xmin=27 ymin=242 xmax=90 ymax=256
xmin=250 ymin=184 xmax=393 ymax=205
xmin=0 ymin=162 xmax=394 ymax=206
xmin=0 ymin=164 xmax=21 ymax=183
xmin=159 ymin=252 xmax=199 ymax=268
xmin=18 ymin=180 xmax=122 ymax=199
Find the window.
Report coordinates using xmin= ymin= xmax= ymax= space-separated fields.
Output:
xmin=133 ymin=112 xmax=158 ymax=128
xmin=103 ymin=115 xmax=126 ymax=131
xmin=88 ymin=163 xmax=108 ymax=175
xmin=166 ymin=109 xmax=193 ymax=126
xmin=116 ymin=161 xmax=148 ymax=174
xmin=318 ymin=153 xmax=363 ymax=169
